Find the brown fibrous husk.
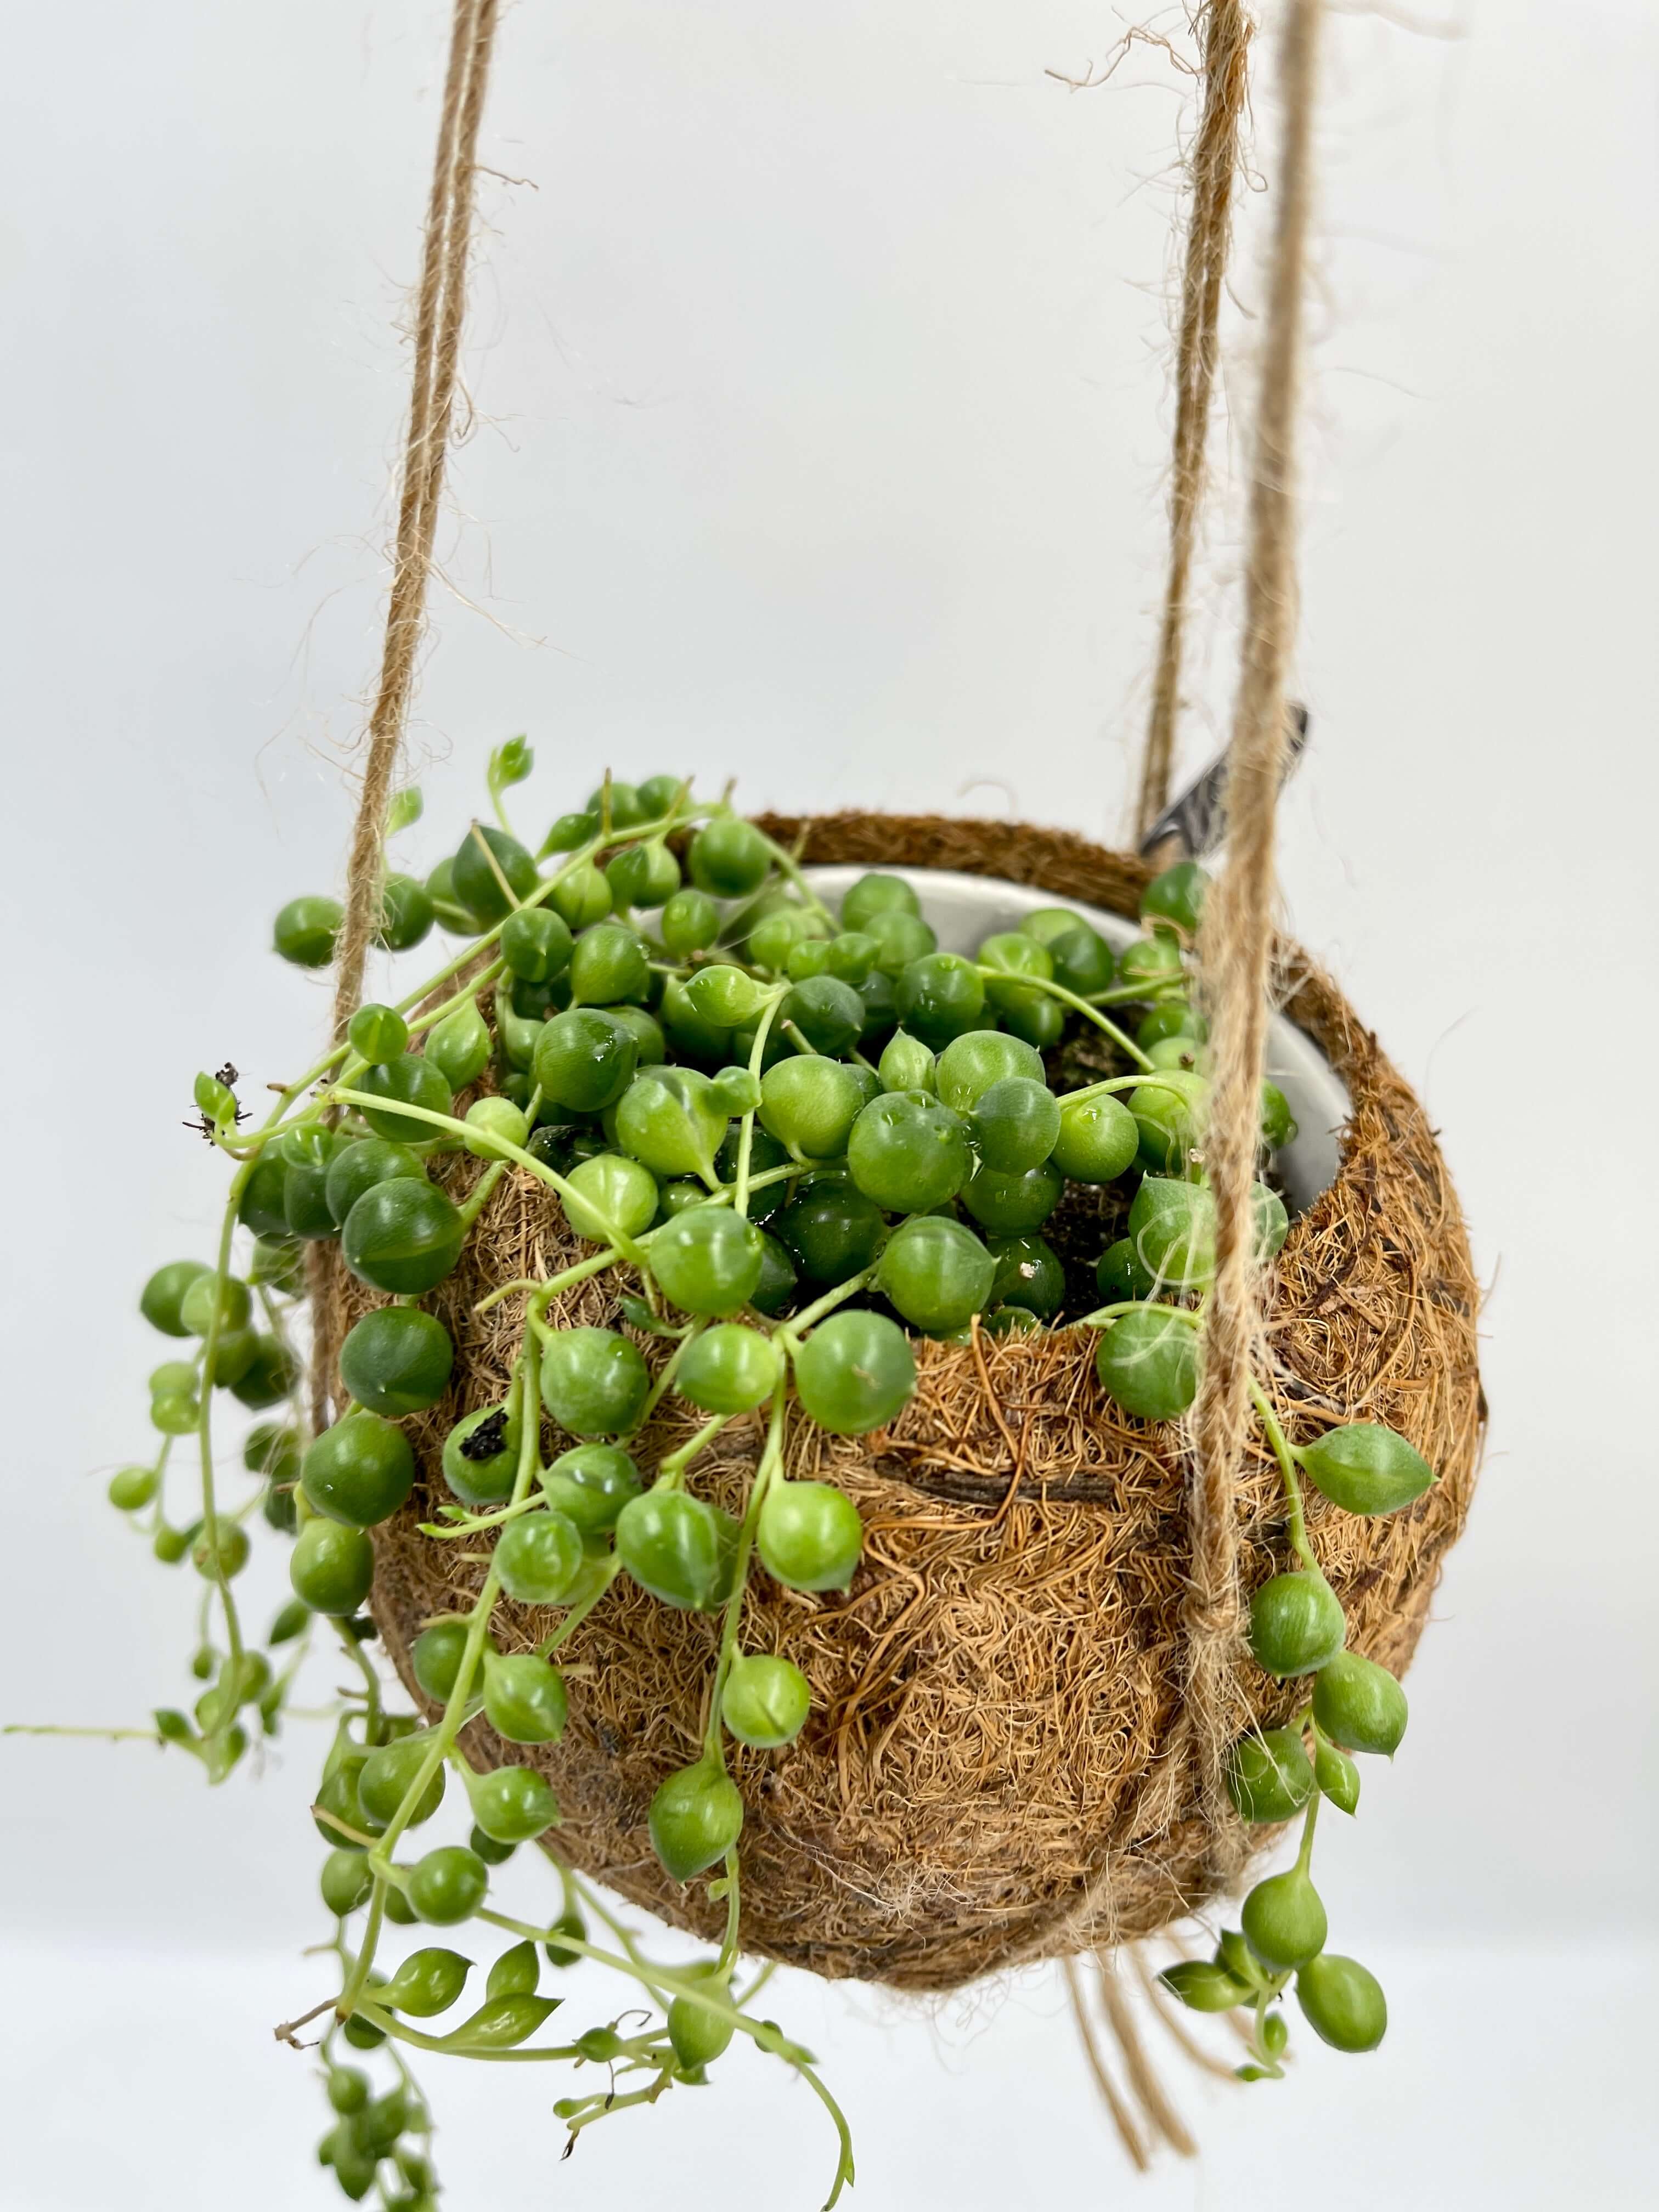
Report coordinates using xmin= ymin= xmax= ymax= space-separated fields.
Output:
xmin=317 ymin=815 xmax=1484 ymax=1994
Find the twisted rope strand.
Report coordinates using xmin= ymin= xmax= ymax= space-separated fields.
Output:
xmin=1187 ymin=0 xmax=1324 ymax=1832
xmin=329 ymin=0 xmax=501 ymax=1042
xmin=1135 ymin=2 xmax=1256 ymax=843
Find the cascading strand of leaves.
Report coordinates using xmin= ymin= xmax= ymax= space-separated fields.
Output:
xmin=76 ymin=749 xmax=1435 ymax=2205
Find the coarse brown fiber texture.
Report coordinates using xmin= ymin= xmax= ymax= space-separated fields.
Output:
xmin=318 ymin=813 xmax=1484 ymax=1993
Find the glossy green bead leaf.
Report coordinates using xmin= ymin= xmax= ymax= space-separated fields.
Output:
xmin=339 ymin=1307 xmax=454 ymax=1417
xmin=568 ymin=921 xmax=649 ymax=1007
xmin=720 ymin=1653 xmax=811 ymax=1748
xmin=1224 ymin=1726 xmax=1316 ymax=1823
xmin=876 ymin=1215 xmax=996 ymax=1335
xmin=301 ymin=1413 xmax=414 ymax=1528
xmin=463 ymin=1096 xmax=529 ymax=1159
xmin=677 ymin=1323 xmax=782 ymax=1414
xmin=616 ymin=1489 xmax=736 ymax=1611
xmin=960 ymin=1156 xmax=1063 ymax=1235
xmin=667 ymin=1971 xmax=736 ymax=2070
xmin=482 ymin=1654 xmax=568 ymax=1745
xmin=494 ymin=1510 xmax=585 ymax=1605
xmin=1127 ymin=1175 xmax=1216 ymax=1290
xmin=862 ymin=908 xmax=936 ymax=978
xmin=273 ymin=895 xmax=342 ymax=968
xmin=1314 ymin=1735 xmax=1362 ymax=1813
xmin=541 ymin=1326 xmax=651 ymax=1436
xmin=648 ymin=1757 xmax=743 ymax=1882
xmin=409 ymin=1844 xmax=489 ymax=1926
xmin=793 ymin=1311 xmax=916 ymax=1435
xmin=466 ymin=1763 xmax=560 ymax=1845
xmin=490 ymin=734 xmax=534 ymax=791
xmin=538 ymin=1444 xmax=642 ymax=1536
xmin=1047 ymin=924 xmax=1114 ymax=997
xmin=660 ymin=888 xmax=721 ymax=959
xmin=848 ymin=1090 xmax=972 ymax=1211
xmin=347 ymin=1003 xmax=410 ymax=1066
xmin=425 ymin=999 xmax=493 ymax=1092
xmin=1299 ymin=1424 xmax=1436 ymax=1516
xmin=379 ymin=1946 xmax=471 ymax=2018
xmin=354 ymin=1056 xmax=454 ymax=1146
xmin=615 ymin=1068 xmax=727 ymax=1180
xmin=647 ymin=1209 xmax=764 ymax=1317
xmin=342 ymin=1179 xmax=464 ymax=1295
xmin=433 ymin=1994 xmax=562 ymax=2052
xmin=1093 ymin=1307 xmax=1199 ymax=1420
xmin=1128 ymin=1069 xmax=1209 ymax=1172
xmin=324 ymin=1139 xmax=426 ymax=1224
xmin=781 ymin=975 xmax=865 ymax=1056
xmin=486 ymin=1940 xmax=541 ymax=2001
xmin=757 ymin=1480 xmax=863 ymax=1592
xmin=441 ymin=1403 xmax=522 ymax=1507
xmin=967 ymin=1076 xmax=1060 ymax=1173
xmin=532 ymin=1007 xmax=639 ymax=1113
xmin=452 ymin=825 xmax=538 ymax=924
xmin=1141 ymin=860 xmax=1209 ymax=938
xmin=689 ymin=819 xmax=772 ymax=899
xmin=895 ymin=952 xmax=986 ymax=1049
xmin=1248 ymin=1571 xmax=1346 ymax=1678
xmin=358 ymin=1731 xmax=445 ymax=1831
xmin=840 ymin=872 xmax=921 ymax=931
xmin=1159 ymin=1960 xmax=1252 ymax=2014
xmin=1115 ymin=933 xmax=1187 ymax=995
xmin=607 ymin=838 xmax=681 ymax=910
xmin=1312 ymin=1651 xmax=1409 ymax=1756
xmin=758 ymin=1056 xmax=866 ymax=1160
xmin=411 ymin=1621 xmax=476 ymax=1702
xmin=291 ymin=1520 xmax=375 ymax=1616
xmin=1051 ymin=1093 xmax=1138 ymax=1184
xmin=1295 ymin=1954 xmax=1387 ymax=2053
xmin=1242 ymin=1870 xmax=1328 ymax=1970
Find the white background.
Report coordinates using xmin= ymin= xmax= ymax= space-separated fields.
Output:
xmin=2 ymin=1 xmax=1655 ymax=2207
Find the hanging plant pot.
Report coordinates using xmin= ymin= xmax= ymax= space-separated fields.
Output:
xmin=56 ymin=0 xmax=1487 ymax=2186
xmin=320 ymin=810 xmax=1483 ymax=1995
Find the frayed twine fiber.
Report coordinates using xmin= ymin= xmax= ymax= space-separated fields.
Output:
xmin=315 ymin=812 xmax=1484 ymax=1993
xmin=1136 ymin=0 xmax=1256 ymax=844
xmin=1186 ymin=0 xmax=1324 ymax=1885
xmin=329 ymin=0 xmax=500 ymax=1046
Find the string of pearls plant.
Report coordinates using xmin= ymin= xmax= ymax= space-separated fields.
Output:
xmin=48 ymin=745 xmax=1436 ymax=2204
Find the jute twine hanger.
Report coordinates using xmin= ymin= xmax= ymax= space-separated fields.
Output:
xmin=1068 ymin=0 xmax=1322 ymax=2164
xmin=320 ymin=0 xmax=1322 ymax=2162
xmin=329 ymin=0 xmax=501 ymax=1048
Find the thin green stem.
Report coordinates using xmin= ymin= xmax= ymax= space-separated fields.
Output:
xmin=354 ymin=2001 xmax=586 ymax=2062
xmin=653 ymin=1414 xmax=732 ymax=1491
xmin=345 ymin=1351 xmax=544 ymax=2017
xmin=3 ymin=1723 xmax=162 ymax=1745
xmin=750 ymin=828 xmax=836 ymax=927
xmin=1295 ymin=1782 xmax=1321 ymax=1875
xmin=733 ymin=988 xmax=787 ymax=1216
xmin=1249 ymin=1377 xmax=1316 ymax=1571
xmin=334 ymin=1627 xmax=382 ymax=1741
xmin=778 ymin=1267 xmax=876 ymax=1344
xmin=635 ymin=1325 xmax=704 ymax=1427
xmin=1068 ymin=1296 xmax=1204 ymax=1331
xmin=326 ymin=1090 xmax=647 ymax=1266
xmin=972 ymin=965 xmax=1154 ymax=1070
xmin=1055 ymin=1071 xmax=1190 ymax=1109
xmin=456 ymin=1158 xmax=510 ymax=1232
xmin=535 ymin=1557 xmax=622 ymax=1660
xmin=193 ymin=1200 xmax=246 ymax=1714
xmin=704 ymin=1381 xmax=787 ymax=1765
xmin=1085 ymin=977 xmax=1190 ymax=1008
xmin=475 ymin=1245 xmax=622 ymax=1317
